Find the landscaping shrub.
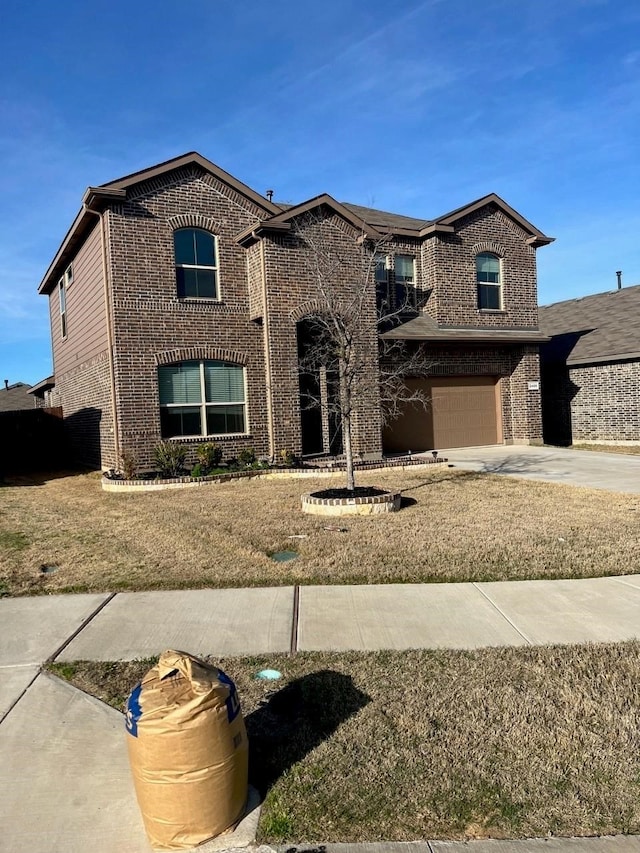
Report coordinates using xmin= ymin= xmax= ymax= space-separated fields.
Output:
xmin=279 ymin=448 xmax=297 ymax=467
xmin=119 ymin=449 xmax=138 ymax=480
xmin=237 ymin=448 xmax=256 ymax=467
xmin=196 ymin=442 xmax=223 ymax=472
xmin=154 ymin=441 xmax=187 ymax=478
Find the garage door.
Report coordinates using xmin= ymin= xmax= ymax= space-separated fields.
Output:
xmin=383 ymin=376 xmax=501 ymax=452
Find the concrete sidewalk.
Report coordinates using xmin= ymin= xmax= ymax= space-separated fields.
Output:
xmin=3 ymin=577 xmax=640 ymax=853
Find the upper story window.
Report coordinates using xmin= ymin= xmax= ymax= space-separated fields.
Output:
xmin=395 ymin=254 xmax=415 ymax=286
xmin=174 ymin=228 xmax=219 ymax=299
xmin=374 ymin=253 xmax=390 ymax=307
xmin=158 ymin=360 xmax=246 ymax=438
xmin=58 ymin=277 xmax=67 ymax=338
xmin=476 ymin=252 xmax=502 ymax=310
xmin=394 ymin=254 xmax=416 ymax=310
xmin=374 ymin=254 xmax=388 ymax=284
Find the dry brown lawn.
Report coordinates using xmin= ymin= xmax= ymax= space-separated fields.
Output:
xmin=2 ymin=467 xmax=640 ymax=596
xmin=571 ymin=444 xmax=640 ymax=455
xmin=51 ymin=641 xmax=640 ymax=842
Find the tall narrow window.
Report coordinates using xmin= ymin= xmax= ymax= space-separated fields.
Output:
xmin=174 ymin=228 xmax=219 ymax=299
xmin=58 ymin=277 xmax=67 ymax=338
xmin=476 ymin=253 xmax=502 ymax=310
xmin=394 ymin=254 xmax=416 ymax=309
xmin=374 ymin=253 xmax=389 ymax=308
xmin=158 ymin=360 xmax=246 ymax=438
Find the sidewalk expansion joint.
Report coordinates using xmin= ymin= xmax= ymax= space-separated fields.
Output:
xmin=0 ymin=668 xmax=40 ymax=726
xmin=290 ymin=585 xmax=300 ymax=655
xmin=610 ymin=576 xmax=640 ymax=595
xmin=45 ymin=591 xmax=118 ymax=664
xmin=472 ymin=583 xmax=533 ymax=645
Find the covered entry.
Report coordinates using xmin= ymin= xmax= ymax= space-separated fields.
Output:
xmin=383 ymin=376 xmax=502 ymax=452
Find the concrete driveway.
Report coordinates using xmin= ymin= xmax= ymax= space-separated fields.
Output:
xmin=436 ymin=445 xmax=640 ymax=494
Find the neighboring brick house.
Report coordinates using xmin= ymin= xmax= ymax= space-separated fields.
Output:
xmin=539 ymin=284 xmax=640 ymax=445
xmin=37 ymin=152 xmax=552 ymax=470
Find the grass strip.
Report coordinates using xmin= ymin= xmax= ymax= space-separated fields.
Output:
xmin=49 ymin=641 xmax=640 ymax=843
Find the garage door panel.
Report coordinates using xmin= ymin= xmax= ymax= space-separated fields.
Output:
xmin=382 ymin=376 xmax=501 ymax=452
xmin=431 ymin=378 xmax=499 ymax=449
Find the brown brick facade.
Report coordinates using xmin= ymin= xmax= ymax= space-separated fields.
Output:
xmin=543 ymin=360 xmax=640 ymax=444
xmin=49 ymin=352 xmax=114 ymax=467
xmin=40 ymin=154 xmax=548 ymax=470
xmin=431 ymin=206 xmax=538 ymax=329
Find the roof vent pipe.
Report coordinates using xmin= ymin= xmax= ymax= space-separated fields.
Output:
xmin=4 ymin=379 xmax=8 ymax=390
xmin=616 ymin=270 xmax=622 ymax=290
xmin=266 ymin=189 xmax=274 ymax=202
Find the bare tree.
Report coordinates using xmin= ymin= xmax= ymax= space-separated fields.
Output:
xmin=294 ymin=210 xmax=435 ymax=492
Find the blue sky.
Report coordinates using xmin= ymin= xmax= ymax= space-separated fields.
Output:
xmin=1 ymin=0 xmax=639 ymax=384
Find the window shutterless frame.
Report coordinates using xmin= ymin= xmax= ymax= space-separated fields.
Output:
xmin=174 ymin=229 xmax=219 ymax=300
xmin=394 ymin=254 xmax=417 ymax=308
xmin=158 ymin=360 xmax=247 ymax=438
xmin=476 ymin=252 xmax=502 ymax=310
xmin=58 ymin=277 xmax=67 ymax=339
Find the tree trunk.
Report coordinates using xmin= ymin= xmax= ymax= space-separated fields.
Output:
xmin=339 ymin=363 xmax=355 ymax=491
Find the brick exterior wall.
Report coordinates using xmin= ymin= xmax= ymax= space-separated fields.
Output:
xmin=43 ymin=161 xmax=546 ymax=470
xmin=543 ymin=360 xmax=640 ymax=444
xmin=106 ymin=166 xmax=270 ymax=471
xmin=49 ymin=352 xmax=114 ymax=467
xmin=432 ymin=204 xmax=538 ymax=329
xmin=260 ymin=210 xmax=383 ymax=461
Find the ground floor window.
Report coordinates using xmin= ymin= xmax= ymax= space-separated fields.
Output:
xmin=158 ymin=360 xmax=246 ymax=438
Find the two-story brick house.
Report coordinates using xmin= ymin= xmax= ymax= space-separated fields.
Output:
xmin=37 ymin=152 xmax=552 ymax=470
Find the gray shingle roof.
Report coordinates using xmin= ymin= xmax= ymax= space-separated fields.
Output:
xmin=0 ymin=382 xmax=33 ymax=412
xmin=382 ymin=315 xmax=548 ymax=343
xmin=539 ymin=284 xmax=640 ymax=365
xmin=340 ymin=202 xmax=431 ymax=232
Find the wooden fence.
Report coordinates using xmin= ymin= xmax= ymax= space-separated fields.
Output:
xmin=0 ymin=407 xmax=66 ymax=473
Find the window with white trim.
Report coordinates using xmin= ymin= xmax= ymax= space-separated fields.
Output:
xmin=158 ymin=360 xmax=246 ymax=438
xmin=58 ymin=277 xmax=67 ymax=338
xmin=395 ymin=254 xmax=415 ymax=286
xmin=174 ymin=228 xmax=219 ymax=299
xmin=476 ymin=252 xmax=502 ymax=310
xmin=394 ymin=254 xmax=416 ymax=309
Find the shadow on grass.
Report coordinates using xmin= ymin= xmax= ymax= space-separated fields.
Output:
xmin=245 ymin=670 xmax=370 ymax=795
xmin=399 ymin=495 xmax=417 ymax=508
xmin=0 ymin=468 xmax=97 ymax=488
xmin=399 ymin=469 xmax=482 ymax=496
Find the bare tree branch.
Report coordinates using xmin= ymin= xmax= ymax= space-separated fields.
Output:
xmin=292 ymin=208 xmax=436 ymax=490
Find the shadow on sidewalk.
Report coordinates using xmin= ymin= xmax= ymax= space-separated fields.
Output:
xmin=245 ymin=670 xmax=370 ymax=795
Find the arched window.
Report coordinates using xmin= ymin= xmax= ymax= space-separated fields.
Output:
xmin=476 ymin=252 xmax=502 ymax=310
xmin=158 ymin=360 xmax=246 ymax=437
xmin=174 ymin=228 xmax=219 ymax=299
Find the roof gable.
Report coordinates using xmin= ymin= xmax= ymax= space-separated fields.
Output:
xmin=432 ymin=193 xmax=554 ymax=247
xmin=236 ymin=194 xmax=384 ymax=246
xmin=101 ymin=152 xmax=282 ymax=216
xmin=39 ymin=152 xmax=281 ymax=294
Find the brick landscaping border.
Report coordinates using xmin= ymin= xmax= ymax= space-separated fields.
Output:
xmin=101 ymin=455 xmax=447 ymax=492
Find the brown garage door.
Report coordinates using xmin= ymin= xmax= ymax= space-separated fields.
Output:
xmin=382 ymin=376 xmax=501 ymax=452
